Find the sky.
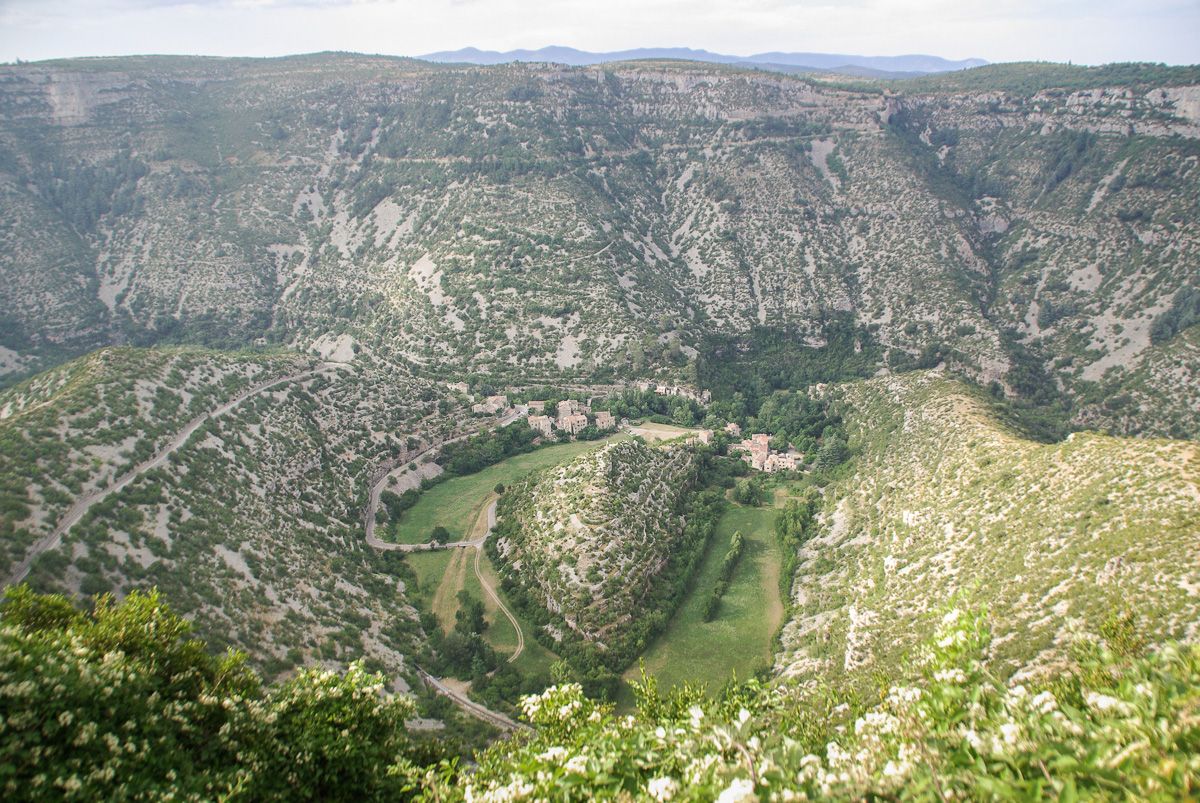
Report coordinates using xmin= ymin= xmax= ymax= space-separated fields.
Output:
xmin=1 ymin=0 xmax=1197 ymax=66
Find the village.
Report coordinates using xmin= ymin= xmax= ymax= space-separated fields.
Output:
xmin=467 ymin=386 xmax=803 ymax=474
xmin=470 ymin=393 xmax=618 ymax=436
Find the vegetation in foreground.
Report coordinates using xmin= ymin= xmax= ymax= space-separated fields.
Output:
xmin=0 ymin=586 xmax=437 ymax=801
xmin=3 ymin=586 xmax=1197 ymax=800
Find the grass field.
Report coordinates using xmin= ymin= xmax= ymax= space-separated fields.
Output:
xmin=627 ymin=422 xmax=704 ymax=443
xmin=386 ymin=436 xmax=625 ymax=545
xmin=408 ymin=539 xmax=560 ymax=676
xmin=400 ymin=440 xmax=620 ymax=677
xmin=620 ymin=505 xmax=784 ymax=705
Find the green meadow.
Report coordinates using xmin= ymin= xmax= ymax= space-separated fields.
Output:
xmin=386 ymin=436 xmax=626 ymax=545
xmin=621 ymin=505 xmax=784 ymax=702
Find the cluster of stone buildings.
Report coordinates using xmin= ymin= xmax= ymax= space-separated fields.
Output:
xmin=463 ymin=387 xmax=621 ymax=441
xmin=634 ymin=381 xmax=712 ymax=404
xmin=732 ymin=432 xmax=803 ymax=473
xmin=471 ymin=394 xmax=511 ymax=416
xmin=527 ymin=398 xmax=617 ymax=438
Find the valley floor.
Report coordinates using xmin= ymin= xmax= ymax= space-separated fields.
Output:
xmin=397 ymin=433 xmax=791 ymax=713
xmin=384 ymin=436 xmax=628 ymax=546
xmin=619 ymin=504 xmax=784 ymax=706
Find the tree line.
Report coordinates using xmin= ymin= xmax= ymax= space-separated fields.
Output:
xmin=701 ymin=530 xmax=745 ymax=621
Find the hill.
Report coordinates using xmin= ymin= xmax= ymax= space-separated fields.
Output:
xmin=418 ymin=46 xmax=987 ymax=76
xmin=0 ymin=55 xmax=1196 ymax=437
xmin=0 ymin=345 xmax=469 ymax=682
xmin=776 ymin=371 xmax=1200 ymax=686
xmin=490 ymin=440 xmax=712 ymax=679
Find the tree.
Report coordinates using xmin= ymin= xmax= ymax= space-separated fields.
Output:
xmin=454 ymin=591 xmax=487 ymax=636
xmin=732 ymin=478 xmax=766 ymax=506
xmin=430 ymin=525 xmax=451 ymax=543
xmin=0 ymin=586 xmax=426 ymax=800
xmin=815 ymin=434 xmax=849 ymax=471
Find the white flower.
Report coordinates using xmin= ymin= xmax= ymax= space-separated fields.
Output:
xmin=689 ymin=705 xmax=705 ymax=728
xmin=826 ymin=741 xmax=850 ymax=768
xmin=962 ymin=728 xmax=984 ymax=752
xmin=716 ymin=777 xmax=757 ymax=803
xmin=537 ymin=746 xmax=567 ymax=762
xmin=1030 ymin=690 xmax=1057 ymax=715
xmin=886 ymin=686 xmax=922 ymax=706
xmin=855 ymin=711 xmax=898 ymax=736
xmin=1000 ymin=721 xmax=1021 ymax=747
xmin=933 ymin=668 xmax=966 ymax=684
xmin=942 ymin=609 xmax=962 ymax=626
xmin=647 ymin=776 xmax=679 ymax=801
xmin=1084 ymin=692 xmax=1133 ymax=717
xmin=564 ymin=755 xmax=588 ymax=775
xmin=737 ymin=708 xmax=751 ymax=727
xmin=486 ymin=778 xmax=534 ymax=802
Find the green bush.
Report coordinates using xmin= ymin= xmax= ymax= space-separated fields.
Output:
xmin=452 ymin=609 xmax=1200 ymax=801
xmin=0 ymin=586 xmax=431 ymax=801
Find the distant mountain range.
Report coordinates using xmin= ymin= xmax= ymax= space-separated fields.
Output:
xmin=417 ymin=46 xmax=988 ymax=78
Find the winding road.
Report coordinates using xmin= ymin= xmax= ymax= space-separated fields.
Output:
xmin=363 ymin=408 xmax=520 ymax=552
xmin=371 ymin=494 xmax=526 ymax=664
xmin=471 ymin=500 xmax=525 ymax=663
xmin=362 ymin=424 xmax=536 ymax=730
xmin=414 ymin=667 xmax=529 ymax=732
xmin=6 ymin=364 xmax=342 ymax=587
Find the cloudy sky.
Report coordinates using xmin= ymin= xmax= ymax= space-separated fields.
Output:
xmin=1 ymin=0 xmax=1197 ymax=66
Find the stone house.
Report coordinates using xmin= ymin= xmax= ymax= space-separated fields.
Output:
xmin=558 ymin=399 xmax=588 ymax=417
xmin=559 ymin=413 xmax=589 ymax=435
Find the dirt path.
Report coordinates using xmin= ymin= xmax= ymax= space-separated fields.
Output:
xmin=760 ymin=535 xmax=786 ymax=640
xmin=6 ymin=364 xmax=343 ymax=587
xmin=470 ymin=500 xmax=525 ymax=663
xmin=409 ymin=496 xmax=526 ymax=664
xmin=430 ymin=547 xmax=471 ymax=632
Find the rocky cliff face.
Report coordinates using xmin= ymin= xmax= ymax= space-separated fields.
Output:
xmin=0 ymin=55 xmax=1196 ymax=435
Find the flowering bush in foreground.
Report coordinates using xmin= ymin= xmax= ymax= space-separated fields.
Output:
xmin=3 ymin=585 xmax=1197 ymax=800
xmin=455 ymin=609 xmax=1199 ymax=801
xmin=0 ymin=585 xmax=424 ymax=801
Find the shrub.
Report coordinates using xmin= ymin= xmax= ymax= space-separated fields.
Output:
xmin=451 ymin=609 xmax=1200 ymax=801
xmin=0 ymin=586 xmax=429 ymax=801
